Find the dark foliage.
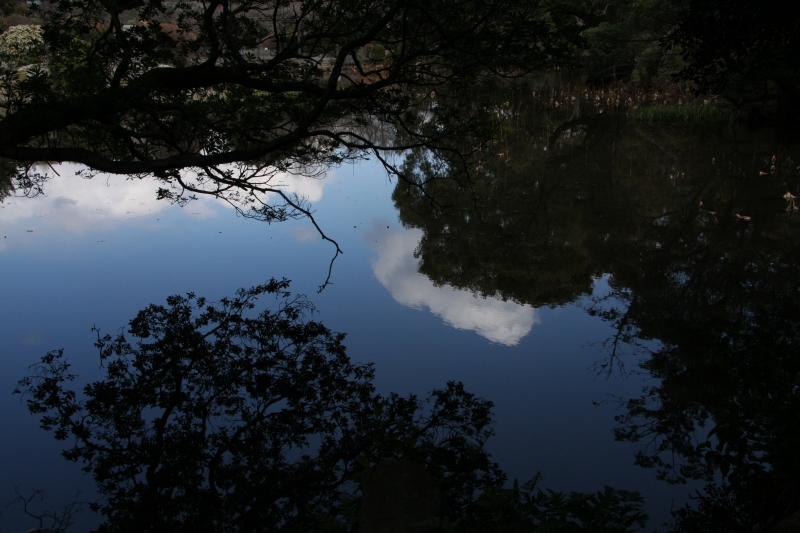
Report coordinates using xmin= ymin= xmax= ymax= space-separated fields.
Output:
xmin=669 ymin=0 xmax=800 ymax=114
xmin=468 ymin=473 xmax=648 ymax=532
xmin=391 ymin=81 xmax=800 ymax=531
xmin=15 ymin=279 xmax=504 ymax=532
xmin=0 ymin=0 xmax=571 ymax=186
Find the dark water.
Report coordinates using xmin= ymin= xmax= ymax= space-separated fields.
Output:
xmin=2 ymin=82 xmax=799 ymax=531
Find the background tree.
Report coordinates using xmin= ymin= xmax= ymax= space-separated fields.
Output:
xmin=668 ymin=0 xmax=800 ymax=116
xmin=0 ymin=23 xmax=44 ymax=65
xmin=541 ymin=0 xmax=800 ymax=116
xmin=541 ymin=0 xmax=682 ymax=85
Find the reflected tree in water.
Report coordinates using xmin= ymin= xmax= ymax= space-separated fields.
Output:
xmin=15 ymin=279 xmax=649 ymax=532
xmin=608 ymin=195 xmax=800 ymax=531
xmin=391 ymin=83 xmax=605 ymax=309
xmin=568 ymin=117 xmax=800 ymax=531
xmin=391 ymin=81 xmax=800 ymax=531
xmin=15 ymin=279 xmax=503 ymax=532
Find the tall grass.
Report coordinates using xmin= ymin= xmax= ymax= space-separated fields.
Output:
xmin=632 ymin=103 xmax=738 ymax=125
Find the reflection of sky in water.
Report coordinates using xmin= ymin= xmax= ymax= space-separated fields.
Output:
xmin=0 ymin=164 xmax=326 ymax=248
xmin=0 ymin=167 xmax=337 ymax=532
xmin=0 ymin=160 xmax=692 ymax=532
xmin=369 ymin=227 xmax=539 ymax=346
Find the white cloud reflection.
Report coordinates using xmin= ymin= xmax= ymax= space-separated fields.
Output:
xmin=368 ymin=226 xmax=539 ymax=346
xmin=269 ymin=173 xmax=325 ymax=203
xmin=0 ymin=164 xmax=179 ymax=234
xmin=0 ymin=164 xmax=329 ymax=241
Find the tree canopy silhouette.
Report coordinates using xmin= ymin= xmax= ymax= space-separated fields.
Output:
xmin=15 ymin=278 xmax=653 ymax=532
xmin=0 ymin=0 xmax=573 ymax=208
xmin=15 ymin=279 xmax=505 ymax=532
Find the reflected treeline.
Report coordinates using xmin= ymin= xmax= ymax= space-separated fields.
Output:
xmin=16 ymin=280 xmax=646 ymax=532
xmin=611 ymin=204 xmax=800 ymax=531
xmin=392 ymin=80 xmax=800 ymax=531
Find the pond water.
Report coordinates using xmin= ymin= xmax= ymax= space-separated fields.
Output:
xmin=2 ymin=85 xmax=799 ymax=532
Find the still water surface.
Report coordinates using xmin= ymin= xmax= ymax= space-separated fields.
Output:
xmin=2 ymin=94 xmax=798 ymax=531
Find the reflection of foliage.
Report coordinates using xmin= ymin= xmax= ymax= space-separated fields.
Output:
xmin=569 ymin=108 xmax=800 ymax=529
xmin=19 ymin=280 xmax=366 ymax=531
xmin=392 ymin=162 xmax=596 ymax=307
xmin=393 ymin=80 xmax=800 ymax=530
xmin=15 ymin=279 xmax=654 ymax=532
xmin=668 ymin=482 xmax=774 ymax=533
xmin=0 ymin=157 xmax=51 ymax=200
xmin=611 ymin=227 xmax=800 ymax=530
xmin=357 ymin=383 xmax=505 ymax=516
xmin=392 ymin=81 xmax=748 ymax=308
xmin=14 ymin=280 xmax=505 ymax=532
xmin=392 ymin=84 xmax=601 ymax=308
xmin=0 ymin=156 xmax=15 ymax=200
xmin=614 ymin=248 xmax=800 ymax=478
xmin=7 ymin=487 xmax=83 ymax=533
xmin=0 ymin=0 xmax=576 ymax=272
xmin=588 ymin=131 xmax=800 ymax=529
xmin=469 ymin=472 xmax=648 ymax=532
